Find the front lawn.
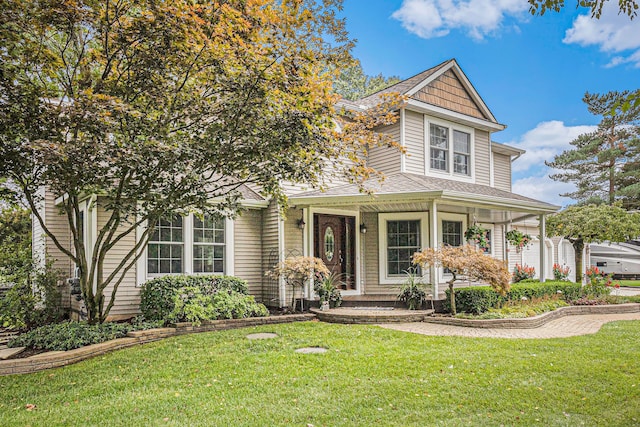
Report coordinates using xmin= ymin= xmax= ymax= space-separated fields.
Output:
xmin=1 ymin=321 xmax=639 ymax=426
xmin=619 ymin=280 xmax=640 ymax=287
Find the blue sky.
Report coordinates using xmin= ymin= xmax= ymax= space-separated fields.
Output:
xmin=340 ymin=0 xmax=640 ymax=206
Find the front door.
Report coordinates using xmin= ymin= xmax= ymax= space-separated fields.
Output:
xmin=314 ymin=214 xmax=356 ymax=290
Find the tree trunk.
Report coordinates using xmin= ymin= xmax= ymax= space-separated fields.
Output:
xmin=573 ymin=239 xmax=585 ymax=284
xmin=448 ymin=280 xmax=456 ymax=315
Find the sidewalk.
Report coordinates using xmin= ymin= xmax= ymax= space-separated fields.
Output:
xmin=380 ymin=312 xmax=640 ymax=339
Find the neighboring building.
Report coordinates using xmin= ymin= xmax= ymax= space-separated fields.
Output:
xmin=34 ymin=59 xmax=560 ymax=320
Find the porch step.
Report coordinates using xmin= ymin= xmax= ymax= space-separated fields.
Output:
xmin=341 ymin=295 xmax=399 ymax=308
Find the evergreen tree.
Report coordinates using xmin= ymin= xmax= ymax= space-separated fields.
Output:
xmin=546 ymin=91 xmax=640 ymax=207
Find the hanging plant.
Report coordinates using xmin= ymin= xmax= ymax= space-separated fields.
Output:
xmin=464 ymin=224 xmax=490 ymax=250
xmin=505 ymin=229 xmax=532 ymax=253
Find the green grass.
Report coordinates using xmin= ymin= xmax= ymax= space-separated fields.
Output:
xmin=619 ymin=280 xmax=640 ymax=287
xmin=1 ymin=321 xmax=639 ymax=426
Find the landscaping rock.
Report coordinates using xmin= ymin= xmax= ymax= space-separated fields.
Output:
xmin=0 ymin=347 xmax=25 ymax=360
xmin=246 ymin=333 xmax=278 ymax=340
xmin=295 ymin=347 xmax=328 ymax=354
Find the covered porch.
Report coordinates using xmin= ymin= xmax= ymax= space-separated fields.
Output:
xmin=288 ymin=173 xmax=559 ymax=304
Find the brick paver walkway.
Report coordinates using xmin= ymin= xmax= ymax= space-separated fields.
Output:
xmin=380 ymin=312 xmax=640 ymax=339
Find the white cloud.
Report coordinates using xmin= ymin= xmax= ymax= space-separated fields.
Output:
xmin=391 ymin=0 xmax=527 ymax=40
xmin=513 ymin=175 xmax=576 ymax=207
xmin=563 ymin=3 xmax=640 ymax=67
xmin=508 ymin=120 xmax=598 ymax=206
xmin=507 ymin=120 xmax=596 ymax=173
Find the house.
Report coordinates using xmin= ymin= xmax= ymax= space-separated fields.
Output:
xmin=34 ymin=59 xmax=561 ymax=320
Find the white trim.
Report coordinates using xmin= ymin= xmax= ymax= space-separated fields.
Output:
xmin=138 ymin=214 xmax=235 ymax=286
xmin=437 ymin=212 xmax=467 ymax=283
xmin=277 ymin=212 xmax=286 ymax=307
xmin=407 ymin=99 xmax=505 ymax=131
xmin=400 ymin=108 xmax=406 ymax=173
xmin=136 ymin=217 xmax=147 ymax=286
xmin=378 ymin=212 xmax=430 ymax=285
xmin=489 ymin=140 xmax=495 ymax=188
xmin=424 ymin=116 xmax=475 ymax=182
xmin=309 ymin=207 xmax=361 ymax=296
xmin=226 ymin=218 xmax=234 ymax=276
xmin=183 ymin=216 xmax=193 ymax=275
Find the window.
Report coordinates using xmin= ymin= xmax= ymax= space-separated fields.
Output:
xmin=387 ymin=220 xmax=422 ymax=276
xmin=193 ymin=215 xmax=225 ymax=273
xmin=378 ymin=213 xmax=428 ymax=284
xmin=453 ymin=130 xmax=470 ymax=175
xmin=442 ymin=220 xmax=462 ymax=247
xmin=144 ymin=214 xmax=231 ymax=279
xmin=148 ymin=215 xmax=183 ymax=274
xmin=427 ymin=121 xmax=473 ymax=177
xmin=482 ymin=230 xmax=492 ymax=254
xmin=430 ymin=124 xmax=448 ymax=171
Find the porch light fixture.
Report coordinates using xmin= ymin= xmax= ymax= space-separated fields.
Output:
xmin=297 ymin=217 xmax=306 ymax=230
xmin=360 ymin=223 xmax=367 ymax=234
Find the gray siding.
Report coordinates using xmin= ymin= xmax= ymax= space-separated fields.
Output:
xmin=261 ymin=201 xmax=281 ymax=306
xmin=98 ymin=205 xmax=139 ymax=320
xmin=404 ymin=110 xmax=425 ymax=175
xmin=493 ymin=153 xmax=512 ymax=191
xmin=361 ymin=212 xmax=397 ymax=295
xmin=368 ymin=122 xmax=402 ymax=174
xmin=284 ymin=207 xmax=303 ymax=256
xmin=234 ymin=209 xmax=263 ymax=298
xmin=475 ymin=130 xmax=491 ymax=186
xmin=34 ymin=188 xmax=73 ymax=277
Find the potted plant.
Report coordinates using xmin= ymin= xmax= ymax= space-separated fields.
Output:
xmin=396 ymin=271 xmax=428 ymax=310
xmin=268 ymin=256 xmax=329 ymax=311
xmin=505 ymin=229 xmax=532 ymax=253
xmin=314 ymin=272 xmax=343 ymax=310
xmin=464 ymin=224 xmax=490 ymax=250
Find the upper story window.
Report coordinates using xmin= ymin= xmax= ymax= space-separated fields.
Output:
xmin=427 ymin=120 xmax=473 ymax=178
xmin=453 ymin=130 xmax=471 ymax=175
xmin=430 ymin=124 xmax=449 ymax=171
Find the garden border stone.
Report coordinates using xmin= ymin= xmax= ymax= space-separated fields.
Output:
xmin=422 ymin=303 xmax=640 ymax=329
xmin=0 ymin=314 xmax=314 ymax=376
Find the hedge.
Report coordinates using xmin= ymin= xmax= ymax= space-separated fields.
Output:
xmin=444 ymin=281 xmax=583 ymax=314
xmin=140 ymin=275 xmax=249 ymax=322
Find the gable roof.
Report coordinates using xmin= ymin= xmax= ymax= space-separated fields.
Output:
xmin=355 ymin=59 xmax=502 ymax=129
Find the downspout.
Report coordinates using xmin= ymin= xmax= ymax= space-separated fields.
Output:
xmin=278 ymin=210 xmax=286 ymax=308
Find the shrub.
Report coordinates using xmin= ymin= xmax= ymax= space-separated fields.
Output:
xmin=140 ymin=275 xmax=249 ymax=322
xmin=0 ymin=265 xmax=65 ymax=329
xmin=168 ymin=287 xmax=268 ymax=326
xmin=8 ymin=321 xmax=134 ymax=351
xmin=446 ymin=281 xmax=583 ymax=314
xmin=456 ymin=295 xmax=569 ymax=319
xmin=512 ymin=264 xmax=536 ymax=282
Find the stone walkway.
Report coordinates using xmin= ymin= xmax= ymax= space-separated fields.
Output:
xmin=380 ymin=312 xmax=640 ymax=339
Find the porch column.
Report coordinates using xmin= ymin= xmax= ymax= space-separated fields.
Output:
xmin=429 ymin=200 xmax=439 ymax=297
xmin=539 ymin=214 xmax=547 ymax=282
